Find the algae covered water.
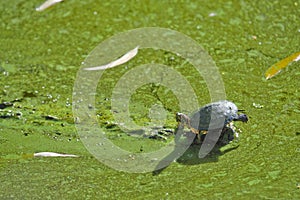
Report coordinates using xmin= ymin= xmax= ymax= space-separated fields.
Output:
xmin=0 ymin=0 xmax=299 ymax=199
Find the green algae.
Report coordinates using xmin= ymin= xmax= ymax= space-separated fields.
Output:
xmin=0 ymin=0 xmax=299 ymax=199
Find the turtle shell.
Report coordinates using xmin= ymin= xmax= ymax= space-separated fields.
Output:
xmin=189 ymin=100 xmax=240 ymax=131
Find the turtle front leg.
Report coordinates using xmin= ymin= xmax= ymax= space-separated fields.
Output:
xmin=176 ymin=112 xmax=199 ymax=134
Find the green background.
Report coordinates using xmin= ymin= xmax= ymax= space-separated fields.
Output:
xmin=0 ymin=0 xmax=299 ymax=199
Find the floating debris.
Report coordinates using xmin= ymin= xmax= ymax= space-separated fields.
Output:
xmin=208 ymin=12 xmax=217 ymax=17
xmin=127 ymin=127 xmax=174 ymax=141
xmin=43 ymin=115 xmax=60 ymax=121
xmin=0 ymin=102 xmax=13 ymax=109
xmin=33 ymin=152 xmax=79 ymax=157
xmin=84 ymin=46 xmax=139 ymax=71
xmin=0 ymin=98 xmax=22 ymax=110
xmin=36 ymin=0 xmax=64 ymax=12
xmin=265 ymin=51 xmax=300 ymax=79
xmin=252 ymin=102 xmax=264 ymax=109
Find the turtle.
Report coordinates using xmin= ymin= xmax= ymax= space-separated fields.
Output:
xmin=175 ymin=100 xmax=248 ymax=144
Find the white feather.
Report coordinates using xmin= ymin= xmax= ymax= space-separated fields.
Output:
xmin=36 ymin=0 xmax=64 ymax=12
xmin=84 ymin=46 xmax=139 ymax=71
xmin=34 ymin=152 xmax=79 ymax=157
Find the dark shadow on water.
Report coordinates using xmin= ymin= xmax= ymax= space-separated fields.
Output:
xmin=152 ymin=129 xmax=239 ymax=176
xmin=176 ymin=142 xmax=239 ymax=164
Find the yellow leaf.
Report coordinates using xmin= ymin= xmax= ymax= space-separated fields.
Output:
xmin=265 ymin=51 xmax=300 ymax=79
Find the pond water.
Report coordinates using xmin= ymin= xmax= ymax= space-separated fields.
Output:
xmin=0 ymin=0 xmax=299 ymax=199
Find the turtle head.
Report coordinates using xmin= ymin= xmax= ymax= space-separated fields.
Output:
xmin=234 ymin=113 xmax=248 ymax=123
